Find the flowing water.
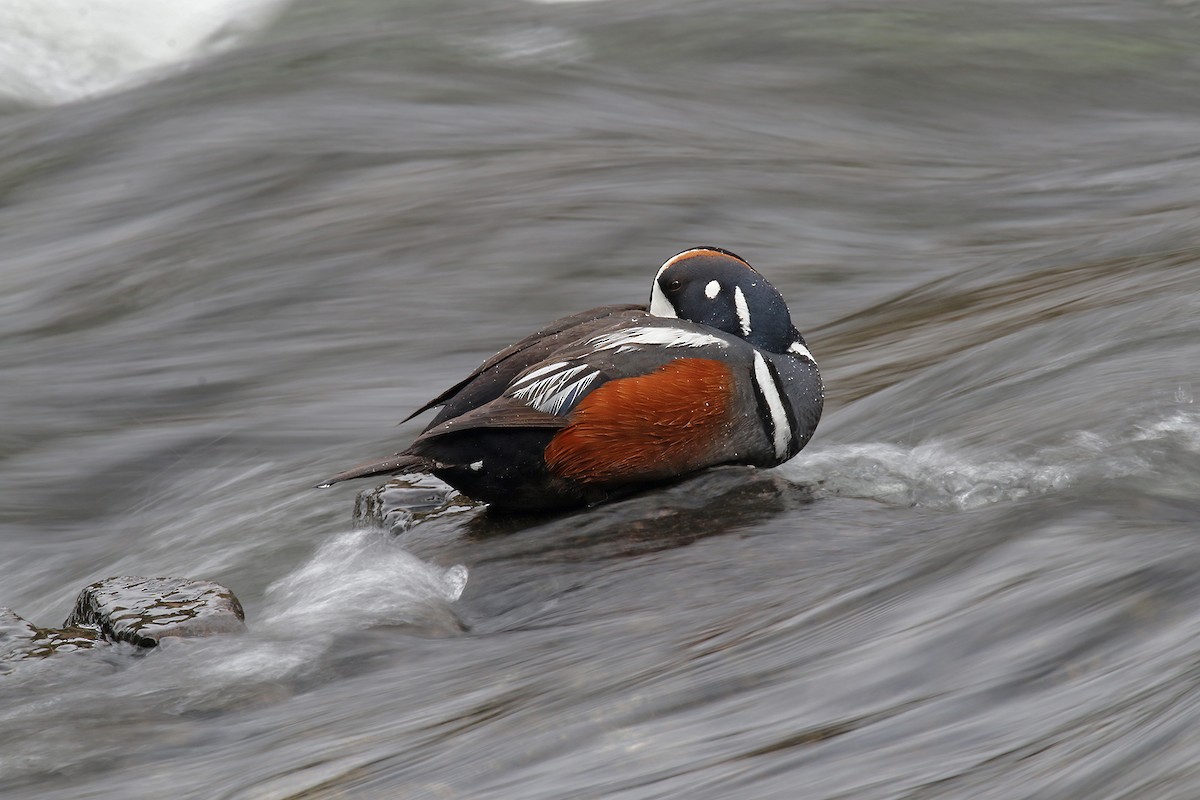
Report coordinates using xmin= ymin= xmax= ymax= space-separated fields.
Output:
xmin=3 ymin=0 xmax=1200 ymax=797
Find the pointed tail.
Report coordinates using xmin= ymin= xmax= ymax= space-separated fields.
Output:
xmin=315 ymin=453 xmax=430 ymax=488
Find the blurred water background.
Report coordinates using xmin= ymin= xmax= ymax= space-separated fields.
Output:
xmin=3 ymin=0 xmax=1200 ymax=797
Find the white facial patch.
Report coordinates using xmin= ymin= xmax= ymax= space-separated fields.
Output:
xmin=787 ymin=340 xmax=815 ymax=362
xmin=510 ymin=363 xmax=600 ymax=415
xmin=649 ymin=255 xmax=684 ymax=319
xmin=588 ymin=326 xmax=729 ymax=354
xmin=649 ymin=277 xmax=678 ymax=318
xmin=734 ymin=286 xmax=752 ymax=337
xmin=753 ymin=351 xmax=792 ymax=460
xmin=705 ymin=279 xmax=721 ymax=299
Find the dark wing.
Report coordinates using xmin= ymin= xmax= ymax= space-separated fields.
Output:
xmin=318 ymin=305 xmax=646 ymax=488
xmin=403 ymin=304 xmax=646 ymax=427
xmin=416 ymin=400 xmax=571 ymax=439
xmin=414 ymin=319 xmax=762 ymax=485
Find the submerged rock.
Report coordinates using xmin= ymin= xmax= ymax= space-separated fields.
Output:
xmin=0 ymin=607 xmax=106 ymax=661
xmin=353 ymin=475 xmax=470 ymax=533
xmin=64 ymin=576 xmax=246 ymax=647
xmin=1 ymin=576 xmax=246 ymax=663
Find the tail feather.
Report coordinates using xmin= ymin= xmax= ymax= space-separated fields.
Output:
xmin=316 ymin=453 xmax=430 ymax=488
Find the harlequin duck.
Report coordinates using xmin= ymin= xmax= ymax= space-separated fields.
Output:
xmin=318 ymin=247 xmax=823 ymax=512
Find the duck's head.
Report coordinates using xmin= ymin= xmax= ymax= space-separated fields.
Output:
xmin=649 ymin=247 xmax=808 ymax=356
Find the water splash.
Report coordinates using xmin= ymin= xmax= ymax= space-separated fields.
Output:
xmin=786 ymin=408 xmax=1200 ymax=511
xmin=0 ymin=0 xmax=289 ymax=106
xmin=262 ymin=529 xmax=467 ymax=634
xmin=786 ymin=441 xmax=1075 ymax=510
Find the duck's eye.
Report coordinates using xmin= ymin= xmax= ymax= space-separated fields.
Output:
xmin=667 ymin=280 xmax=682 ymax=292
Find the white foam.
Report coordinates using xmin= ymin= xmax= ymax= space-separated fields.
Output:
xmin=262 ymin=529 xmax=467 ymax=632
xmin=785 ymin=441 xmax=1075 ymax=511
xmin=0 ymin=0 xmax=290 ymax=106
xmin=59 ymin=532 xmax=468 ymax=692
xmin=454 ymin=26 xmax=584 ymax=67
xmin=784 ymin=408 xmax=1200 ymax=511
xmin=1129 ymin=410 xmax=1200 ymax=450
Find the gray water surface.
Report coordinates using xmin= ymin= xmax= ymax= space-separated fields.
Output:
xmin=3 ymin=1 xmax=1200 ymax=797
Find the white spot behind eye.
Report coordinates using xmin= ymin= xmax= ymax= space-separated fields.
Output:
xmin=734 ymin=286 xmax=752 ymax=337
xmin=705 ymin=280 xmax=721 ymax=299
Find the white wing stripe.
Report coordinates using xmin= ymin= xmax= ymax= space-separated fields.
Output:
xmin=512 ymin=364 xmax=587 ymax=400
xmin=511 ymin=361 xmax=570 ymax=389
xmin=545 ymin=373 xmax=597 ymax=414
xmin=511 ymin=364 xmax=599 ymax=414
xmin=588 ymin=326 xmax=728 ymax=354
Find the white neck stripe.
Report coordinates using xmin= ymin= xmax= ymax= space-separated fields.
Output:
xmin=753 ymin=351 xmax=792 ymax=460
xmin=787 ymin=340 xmax=815 ymax=362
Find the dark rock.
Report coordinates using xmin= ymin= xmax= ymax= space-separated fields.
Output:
xmin=353 ymin=475 xmax=468 ymax=533
xmin=64 ymin=576 xmax=246 ymax=647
